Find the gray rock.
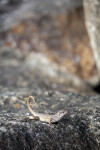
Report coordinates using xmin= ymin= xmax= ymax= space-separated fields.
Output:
xmin=0 ymin=91 xmax=100 ymax=150
xmin=0 ymin=42 xmax=99 ymax=150
xmin=0 ymin=0 xmax=82 ymax=32
xmin=84 ymin=0 xmax=100 ymax=79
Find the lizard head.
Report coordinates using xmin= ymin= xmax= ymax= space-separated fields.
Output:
xmin=51 ymin=109 xmax=67 ymax=123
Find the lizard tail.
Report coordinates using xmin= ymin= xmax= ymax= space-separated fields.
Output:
xmin=27 ymin=96 xmax=36 ymax=116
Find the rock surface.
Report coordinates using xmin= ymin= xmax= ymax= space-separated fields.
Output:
xmin=84 ymin=0 xmax=100 ymax=79
xmin=0 ymin=50 xmax=100 ymax=150
xmin=0 ymin=89 xmax=100 ymax=150
xmin=0 ymin=95 xmax=100 ymax=150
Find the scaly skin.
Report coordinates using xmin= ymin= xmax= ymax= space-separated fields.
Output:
xmin=27 ymin=96 xmax=67 ymax=124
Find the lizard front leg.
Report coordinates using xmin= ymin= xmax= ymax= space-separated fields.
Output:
xmin=39 ymin=116 xmax=52 ymax=124
xmin=28 ymin=116 xmax=39 ymax=120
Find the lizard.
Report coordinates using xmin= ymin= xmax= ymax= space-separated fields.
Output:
xmin=27 ymin=96 xmax=67 ymax=124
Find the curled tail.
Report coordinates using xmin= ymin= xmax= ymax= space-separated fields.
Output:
xmin=27 ymin=96 xmax=36 ymax=116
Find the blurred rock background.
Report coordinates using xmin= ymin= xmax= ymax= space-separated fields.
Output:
xmin=0 ymin=0 xmax=99 ymax=87
xmin=0 ymin=1 xmax=100 ymax=150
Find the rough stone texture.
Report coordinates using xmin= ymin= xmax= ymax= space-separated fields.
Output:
xmin=0 ymin=97 xmax=100 ymax=150
xmin=0 ymin=90 xmax=100 ymax=150
xmin=84 ymin=0 xmax=100 ymax=79
xmin=0 ymin=49 xmax=100 ymax=150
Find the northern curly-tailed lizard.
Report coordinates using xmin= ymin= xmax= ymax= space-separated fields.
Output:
xmin=27 ymin=96 xmax=67 ymax=124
